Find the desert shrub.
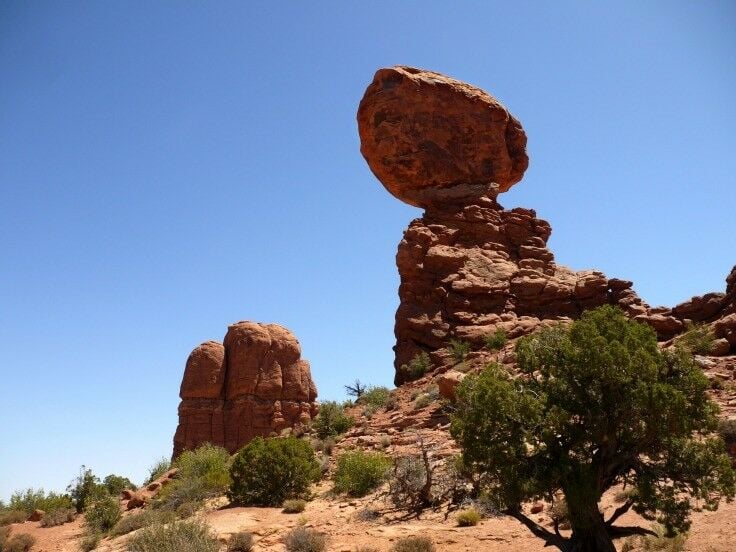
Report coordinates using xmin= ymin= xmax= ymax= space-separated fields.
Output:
xmin=639 ymin=525 xmax=687 ymax=551
xmin=456 ymin=507 xmax=481 ymax=526
xmin=155 ymin=443 xmax=231 ymax=511
xmin=312 ymin=402 xmax=354 ymax=439
xmin=127 ymin=520 xmax=219 ymax=552
xmin=362 ymin=404 xmax=377 ymax=419
xmin=718 ymin=418 xmax=736 ymax=446
xmin=449 ymin=339 xmax=470 ymax=363
xmin=83 ymin=493 xmax=121 ymax=534
xmin=321 ymin=437 xmax=335 ymax=456
xmin=354 ymin=507 xmax=381 ymax=522
xmin=711 ymin=376 xmax=725 ymax=390
xmin=0 ymin=510 xmax=27 ymax=526
xmin=102 ymin=474 xmax=136 ymax=497
xmin=484 ymin=328 xmax=508 ymax=351
xmin=2 ymin=533 xmax=36 ymax=552
xmin=548 ymin=499 xmax=569 ymax=525
xmin=333 ymin=451 xmax=391 ymax=497
xmin=282 ymin=499 xmax=307 ymax=513
xmin=8 ymin=488 xmax=73 ymax=515
xmin=402 ymin=352 xmax=431 ymax=381
xmin=389 ymin=456 xmax=429 ymax=510
xmin=145 ymin=458 xmax=171 ymax=485
xmin=356 ymin=547 xmax=380 ymax=552
xmin=110 ymin=509 xmax=175 ymax=537
xmin=284 ymin=526 xmax=327 ymax=552
xmin=175 ymin=501 xmax=200 ymax=519
xmin=676 ymin=322 xmax=715 ymax=355
xmin=413 ymin=393 xmax=431 ymax=409
xmin=227 ymin=531 xmax=254 ymax=552
xmin=391 ymin=536 xmax=435 ymax=552
xmin=358 ymin=386 xmax=392 ymax=408
xmin=0 ymin=526 xmax=8 ymax=549
xmin=229 ymin=436 xmax=320 ymax=506
xmin=78 ymin=531 xmax=101 ymax=552
xmin=67 ymin=467 xmax=103 ymax=513
xmin=40 ymin=507 xmax=76 ymax=527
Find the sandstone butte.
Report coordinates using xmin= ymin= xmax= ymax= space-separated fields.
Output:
xmin=357 ymin=65 xmax=736 ymax=385
xmin=172 ymin=321 xmax=318 ymax=457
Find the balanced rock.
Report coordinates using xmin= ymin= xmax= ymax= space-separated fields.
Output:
xmin=172 ymin=321 xmax=318 ymax=457
xmin=357 ymin=66 xmax=528 ymax=208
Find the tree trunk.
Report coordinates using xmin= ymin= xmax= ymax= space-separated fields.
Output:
xmin=567 ymin=500 xmax=616 ymax=552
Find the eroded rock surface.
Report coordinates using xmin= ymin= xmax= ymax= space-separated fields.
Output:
xmin=173 ymin=322 xmax=318 ymax=457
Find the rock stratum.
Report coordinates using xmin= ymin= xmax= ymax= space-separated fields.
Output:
xmin=357 ymin=66 xmax=736 ymax=385
xmin=173 ymin=321 xmax=318 ymax=457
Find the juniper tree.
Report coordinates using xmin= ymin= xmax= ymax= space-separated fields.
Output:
xmin=450 ymin=305 xmax=735 ymax=552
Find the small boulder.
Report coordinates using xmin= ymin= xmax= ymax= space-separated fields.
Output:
xmin=437 ymin=370 xmax=466 ymax=401
xmin=28 ymin=509 xmax=45 ymax=522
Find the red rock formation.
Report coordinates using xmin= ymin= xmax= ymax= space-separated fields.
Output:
xmin=357 ymin=66 xmax=735 ymax=385
xmin=357 ymin=66 xmax=528 ymax=208
xmin=172 ymin=322 xmax=318 ymax=457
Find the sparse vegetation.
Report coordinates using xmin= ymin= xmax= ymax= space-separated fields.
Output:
xmin=413 ymin=393 xmax=431 ymax=409
xmin=449 ymin=339 xmax=470 ymax=363
xmin=358 ymin=386 xmax=392 ymax=408
xmin=389 ymin=442 xmax=451 ymax=511
xmin=1 ymin=533 xmax=35 ymax=552
xmin=484 ymin=328 xmax=508 ymax=351
xmin=145 ymin=458 xmax=172 ymax=485
xmin=718 ymin=418 xmax=736 ymax=449
xmin=67 ymin=466 xmax=102 ymax=513
xmin=676 ymin=321 xmax=715 ymax=355
xmin=40 ymin=507 xmax=76 ymax=527
xmin=390 ymin=535 xmax=435 ymax=552
xmin=621 ymin=525 xmax=688 ymax=551
xmin=83 ymin=493 xmax=121 ymax=534
xmin=284 ymin=526 xmax=327 ymax=552
xmin=312 ymin=401 xmax=354 ymax=439
xmin=344 ymin=379 xmax=367 ymax=399
xmin=127 ymin=520 xmax=219 ymax=552
xmin=402 ymin=351 xmax=431 ymax=380
xmin=229 ymin=436 xmax=320 ymax=506
xmin=110 ymin=509 xmax=176 ymax=537
xmin=101 ymin=474 xmax=136 ymax=497
xmin=227 ymin=531 xmax=254 ymax=552
xmin=7 ymin=488 xmax=73 ymax=517
xmin=451 ymin=305 xmax=736 ymax=551
xmin=0 ymin=511 xmax=27 ymax=527
xmin=155 ymin=443 xmax=231 ymax=511
xmin=456 ymin=507 xmax=481 ymax=526
xmin=333 ymin=450 xmax=392 ymax=497
xmin=283 ymin=499 xmax=307 ymax=513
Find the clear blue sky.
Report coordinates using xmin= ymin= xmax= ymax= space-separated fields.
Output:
xmin=1 ymin=2 xmax=734 ymax=501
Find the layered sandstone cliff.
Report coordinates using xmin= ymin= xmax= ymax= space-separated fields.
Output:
xmin=357 ymin=66 xmax=735 ymax=385
xmin=172 ymin=321 xmax=318 ymax=458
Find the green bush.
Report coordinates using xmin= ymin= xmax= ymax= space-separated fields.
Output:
xmin=0 ymin=511 xmax=27 ymax=526
xmin=413 ymin=393 xmax=431 ymax=409
xmin=2 ymin=533 xmax=35 ymax=552
xmin=155 ymin=443 xmax=231 ymax=511
xmin=78 ymin=531 xmax=101 ymax=552
xmin=456 ymin=507 xmax=481 ymax=526
xmin=40 ymin=507 xmax=76 ymax=527
xmin=312 ymin=402 xmax=354 ymax=439
xmin=227 ymin=531 xmax=253 ymax=552
xmin=484 ymin=328 xmax=508 ymax=351
xmin=127 ymin=520 xmax=219 ymax=552
xmin=391 ymin=536 xmax=435 ymax=552
xmin=102 ymin=474 xmax=136 ymax=497
xmin=110 ymin=509 xmax=175 ymax=537
xmin=676 ymin=322 xmax=715 ymax=355
xmin=83 ymin=494 xmax=121 ymax=534
xmin=358 ymin=386 xmax=392 ymax=408
xmin=284 ymin=526 xmax=327 ymax=552
xmin=449 ymin=339 xmax=470 ymax=363
xmin=228 ymin=437 xmax=320 ymax=506
xmin=640 ymin=525 xmax=687 ymax=551
xmin=333 ymin=451 xmax=392 ymax=497
xmin=145 ymin=458 xmax=172 ymax=485
xmin=282 ymin=499 xmax=307 ymax=513
xmin=7 ymin=488 xmax=73 ymax=516
xmin=718 ymin=418 xmax=736 ymax=446
xmin=402 ymin=352 xmax=431 ymax=381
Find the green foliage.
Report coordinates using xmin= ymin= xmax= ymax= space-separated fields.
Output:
xmin=283 ymin=526 xmax=327 ymax=552
xmin=675 ymin=322 xmax=715 ymax=355
xmin=456 ymin=507 xmax=481 ymax=526
xmin=7 ymin=488 xmax=73 ymax=515
xmin=110 ymin=510 xmax=176 ymax=537
xmin=718 ymin=418 xmax=736 ymax=447
xmin=155 ymin=443 xmax=231 ymax=511
xmin=0 ymin=511 xmax=27 ymax=526
xmin=102 ymin=474 xmax=135 ymax=497
xmin=484 ymin=328 xmax=508 ymax=351
xmin=391 ymin=536 xmax=435 ymax=552
xmin=451 ymin=305 xmax=736 ymax=549
xmin=228 ymin=436 xmax=320 ymax=506
xmin=449 ymin=339 xmax=470 ymax=363
xmin=227 ymin=531 xmax=253 ymax=552
xmin=67 ymin=466 xmax=102 ymax=513
xmin=39 ymin=507 xmax=76 ymax=527
xmin=413 ymin=393 xmax=431 ymax=409
xmin=0 ymin=527 xmax=7 ymax=549
xmin=145 ymin=458 xmax=171 ymax=485
xmin=402 ymin=352 xmax=431 ymax=381
xmin=312 ymin=401 xmax=354 ymax=439
xmin=78 ymin=531 xmax=101 ymax=552
xmin=333 ymin=451 xmax=392 ymax=497
xmin=282 ymin=499 xmax=307 ymax=513
xmin=357 ymin=386 xmax=392 ymax=408
xmin=1 ymin=532 xmax=35 ymax=552
xmin=127 ymin=520 xmax=219 ymax=552
xmin=83 ymin=493 xmax=121 ymax=534
xmin=636 ymin=525 xmax=687 ymax=551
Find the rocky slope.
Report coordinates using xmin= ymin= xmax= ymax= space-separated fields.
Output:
xmin=173 ymin=321 xmax=318 ymax=457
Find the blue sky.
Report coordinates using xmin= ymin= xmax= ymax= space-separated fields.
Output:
xmin=1 ymin=1 xmax=734 ymax=500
